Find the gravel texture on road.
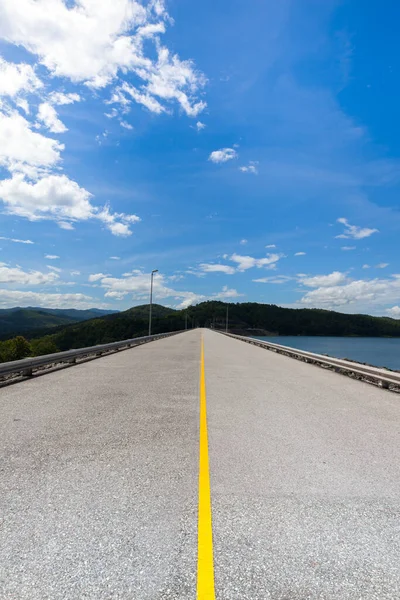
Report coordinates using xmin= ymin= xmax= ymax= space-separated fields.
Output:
xmin=1 ymin=328 xmax=399 ymax=599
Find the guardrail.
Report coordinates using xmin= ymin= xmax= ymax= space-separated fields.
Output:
xmin=220 ymin=332 xmax=400 ymax=391
xmin=0 ymin=331 xmax=183 ymax=380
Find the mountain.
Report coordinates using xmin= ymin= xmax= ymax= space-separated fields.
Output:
xmin=0 ymin=307 xmax=118 ymax=339
xmin=16 ymin=301 xmax=400 ymax=355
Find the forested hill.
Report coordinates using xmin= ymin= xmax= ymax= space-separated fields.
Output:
xmin=18 ymin=301 xmax=400 ymax=355
xmin=2 ymin=301 xmax=400 ymax=362
xmin=0 ymin=307 xmax=118 ymax=339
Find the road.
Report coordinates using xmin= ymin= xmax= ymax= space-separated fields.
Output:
xmin=1 ymin=328 xmax=399 ymax=599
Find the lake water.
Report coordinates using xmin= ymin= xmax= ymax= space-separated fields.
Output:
xmin=253 ymin=336 xmax=400 ymax=371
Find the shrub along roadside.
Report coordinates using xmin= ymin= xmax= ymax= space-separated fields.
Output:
xmin=0 ymin=336 xmax=59 ymax=363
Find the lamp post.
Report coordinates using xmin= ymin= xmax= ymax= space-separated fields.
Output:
xmin=148 ymin=269 xmax=158 ymax=336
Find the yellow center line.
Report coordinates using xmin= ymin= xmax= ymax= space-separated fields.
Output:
xmin=197 ymin=335 xmax=216 ymax=599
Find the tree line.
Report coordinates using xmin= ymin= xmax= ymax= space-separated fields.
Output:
xmin=1 ymin=301 xmax=400 ymax=363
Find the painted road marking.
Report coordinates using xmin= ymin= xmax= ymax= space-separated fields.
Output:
xmin=197 ymin=336 xmax=216 ymax=599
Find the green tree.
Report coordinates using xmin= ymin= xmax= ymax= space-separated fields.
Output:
xmin=0 ymin=336 xmax=32 ymax=362
xmin=31 ymin=337 xmax=59 ymax=356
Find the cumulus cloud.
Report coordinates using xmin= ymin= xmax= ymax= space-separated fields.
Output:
xmin=48 ymin=92 xmax=81 ymax=105
xmin=265 ymin=244 xmax=276 ymax=249
xmin=294 ymin=252 xmax=306 ymax=256
xmin=209 ymin=148 xmax=237 ymax=163
xmin=0 ymin=57 xmax=43 ymax=98
xmin=341 ymin=246 xmax=356 ymax=251
xmin=230 ymin=253 xmax=283 ymax=271
xmin=0 ymin=173 xmax=140 ymax=234
xmin=0 ymin=0 xmax=206 ymax=238
xmin=213 ymin=286 xmax=242 ymax=300
xmin=199 ymin=263 xmax=236 ymax=275
xmin=0 ymin=0 xmax=206 ymax=117
xmin=336 ymin=217 xmax=378 ymax=240
xmin=300 ymin=271 xmax=348 ymax=288
xmin=92 ymin=269 xmax=241 ymax=308
xmin=37 ymin=102 xmax=67 ymax=133
xmin=0 ymin=262 xmax=59 ymax=285
xmin=45 ymin=254 xmax=59 ymax=259
xmin=239 ymin=161 xmax=258 ymax=174
xmin=196 ymin=121 xmax=206 ymax=131
xmin=109 ymin=256 xmax=120 ymax=260
xmin=376 ymin=263 xmax=389 ymax=269
xmin=239 ymin=239 xmax=248 ymax=245
xmin=299 ymin=274 xmax=400 ymax=312
xmin=0 ymin=111 xmax=63 ymax=174
xmin=387 ymin=306 xmax=400 ymax=318
xmin=0 ymin=288 xmax=105 ymax=309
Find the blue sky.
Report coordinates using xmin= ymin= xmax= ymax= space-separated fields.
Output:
xmin=0 ymin=0 xmax=399 ymax=316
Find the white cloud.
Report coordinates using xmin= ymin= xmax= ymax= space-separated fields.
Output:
xmin=0 ymin=0 xmax=205 ymax=115
xmin=300 ymin=275 xmax=400 ymax=312
xmin=47 ymin=265 xmax=62 ymax=273
xmin=0 ymin=111 xmax=63 ymax=174
xmin=239 ymin=239 xmax=248 ymax=245
xmin=45 ymin=254 xmax=59 ymax=260
xmin=0 ymin=288 xmax=105 ymax=309
xmin=362 ymin=264 xmax=370 ymax=269
xmin=89 ymin=272 xmax=110 ymax=282
xmin=0 ymin=57 xmax=43 ymax=98
xmin=58 ymin=221 xmax=75 ymax=230
xmin=239 ymin=161 xmax=259 ymax=174
xmin=294 ymin=252 xmax=306 ymax=256
xmin=209 ymin=148 xmax=237 ymax=163
xmin=341 ymin=246 xmax=356 ymax=251
xmin=49 ymin=92 xmax=81 ymax=105
xmin=0 ymin=236 xmax=34 ymax=244
xmin=113 ymin=83 xmax=166 ymax=114
xmin=196 ymin=121 xmax=206 ymax=131
xmin=0 ymin=173 xmax=140 ymax=235
xmin=265 ymin=244 xmax=276 ymax=249
xmin=230 ymin=253 xmax=283 ymax=271
xmin=0 ymin=262 xmax=59 ymax=285
xmin=120 ymin=120 xmax=133 ymax=130
xmin=94 ymin=269 xmax=241 ymax=309
xmin=253 ymin=275 xmax=293 ymax=284
xmin=376 ymin=263 xmax=389 ymax=269
xmin=104 ymin=108 xmax=119 ymax=119
xmin=0 ymin=0 xmax=203 ymax=239
xmin=70 ymin=270 xmax=81 ymax=276
xmin=109 ymin=256 xmax=120 ymax=260
xmin=37 ymin=102 xmax=67 ymax=133
xmin=199 ymin=263 xmax=236 ymax=275
xmin=336 ymin=217 xmax=378 ymax=240
xmin=386 ymin=306 xmax=400 ymax=318
xmin=301 ymin=271 xmax=348 ymax=288
xmin=16 ymin=98 xmax=29 ymax=114
xmin=213 ymin=286 xmax=242 ymax=300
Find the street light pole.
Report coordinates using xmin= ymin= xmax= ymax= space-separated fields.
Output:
xmin=226 ymin=304 xmax=229 ymax=333
xmin=148 ymin=269 xmax=158 ymax=336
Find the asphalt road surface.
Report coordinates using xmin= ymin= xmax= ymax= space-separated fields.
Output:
xmin=1 ymin=329 xmax=399 ymax=599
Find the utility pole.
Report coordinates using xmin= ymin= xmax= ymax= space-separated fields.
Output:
xmin=185 ymin=312 xmax=188 ymax=330
xmin=226 ymin=304 xmax=229 ymax=333
xmin=148 ymin=269 xmax=158 ymax=336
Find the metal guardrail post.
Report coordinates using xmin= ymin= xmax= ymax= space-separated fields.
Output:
xmin=0 ymin=330 xmax=184 ymax=381
xmin=216 ymin=330 xmax=400 ymax=392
